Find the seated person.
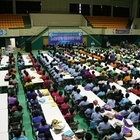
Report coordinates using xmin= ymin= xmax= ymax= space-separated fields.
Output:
xmin=119 ymin=93 xmax=130 ymax=107
xmin=64 ymin=108 xmax=76 ymax=123
xmin=131 ymin=66 xmax=138 ymax=76
xmin=32 ymin=111 xmax=43 ymax=124
xmin=26 ymin=88 xmax=37 ymax=101
xmin=31 ymin=104 xmax=41 ymax=116
xmin=64 ymin=82 xmax=74 ymax=95
xmin=90 ymin=71 xmax=95 ymax=79
xmin=120 ymin=104 xmax=130 ymax=118
xmin=55 ymin=91 xmax=65 ymax=105
xmin=127 ymin=106 xmax=140 ymax=123
xmin=30 ymin=96 xmax=39 ymax=106
xmin=103 ymin=81 xmax=111 ymax=93
xmin=51 ymin=88 xmax=59 ymax=99
xmin=91 ymin=106 xmax=102 ymax=123
xmin=10 ymin=74 xmax=18 ymax=85
xmin=84 ymin=79 xmax=94 ymax=90
xmin=8 ymin=93 xmax=17 ymax=105
xmin=5 ymin=71 xmax=12 ymax=81
xmin=84 ymin=103 xmax=94 ymax=119
xmin=103 ymin=126 xmax=123 ymax=140
xmin=12 ymin=105 xmax=23 ymax=117
xmin=37 ymin=119 xmax=51 ymax=134
xmin=72 ymin=89 xmax=82 ymax=105
xmin=130 ymin=85 xmax=140 ymax=95
xmin=97 ymin=116 xmax=111 ymax=135
xmin=123 ymin=73 xmax=131 ymax=84
xmin=33 ymin=59 xmax=38 ymax=68
xmin=78 ymin=96 xmax=89 ymax=111
xmin=42 ymin=77 xmax=52 ymax=89
xmin=36 ymin=66 xmax=43 ymax=75
xmin=24 ymin=79 xmax=33 ymax=88
xmin=92 ymin=83 xmax=100 ymax=93
xmin=11 ymin=100 xmax=23 ymax=112
xmin=84 ymin=69 xmax=91 ymax=78
xmin=41 ymin=70 xmax=49 ymax=81
xmin=60 ymin=98 xmax=70 ymax=115
xmin=23 ymin=72 xmax=32 ymax=84
xmin=57 ymin=74 xmax=64 ymax=85
xmin=116 ymin=76 xmax=123 ymax=86
xmin=97 ymin=87 xmax=105 ymax=97
xmin=71 ymin=86 xmax=78 ymax=96
xmin=131 ymin=99 xmax=140 ymax=111
xmin=107 ymin=94 xmax=116 ymax=109
xmin=12 ymin=129 xmax=28 ymax=140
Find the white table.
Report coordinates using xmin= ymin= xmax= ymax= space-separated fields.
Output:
xmin=0 ymin=132 xmax=8 ymax=140
xmin=0 ymin=94 xmax=7 ymax=109
xmin=35 ymin=89 xmax=54 ymax=104
xmin=22 ymin=54 xmax=32 ymax=67
xmin=22 ymin=68 xmax=43 ymax=84
xmin=43 ymin=53 xmax=54 ymax=63
xmin=0 ymin=109 xmax=8 ymax=133
xmin=54 ymin=66 xmax=74 ymax=80
xmin=41 ymin=103 xmax=76 ymax=140
xmin=0 ymin=70 xmax=9 ymax=87
xmin=78 ymin=85 xmax=140 ymax=140
xmin=101 ymin=62 xmax=125 ymax=74
xmin=0 ymin=56 xmax=9 ymax=69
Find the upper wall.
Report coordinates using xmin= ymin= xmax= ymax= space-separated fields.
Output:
xmin=41 ymin=0 xmax=132 ymax=13
xmin=30 ymin=14 xmax=87 ymax=26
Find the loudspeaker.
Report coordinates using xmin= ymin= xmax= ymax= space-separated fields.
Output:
xmin=25 ymin=41 xmax=32 ymax=52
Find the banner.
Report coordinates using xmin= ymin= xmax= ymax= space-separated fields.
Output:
xmin=48 ymin=32 xmax=83 ymax=45
xmin=0 ymin=30 xmax=7 ymax=36
xmin=114 ymin=29 xmax=131 ymax=34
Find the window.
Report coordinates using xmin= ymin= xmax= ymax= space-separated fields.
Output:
xmin=113 ymin=6 xmax=129 ymax=17
xmin=92 ymin=5 xmax=111 ymax=16
xmin=16 ymin=1 xmax=41 ymax=14
xmin=81 ymin=4 xmax=90 ymax=15
xmin=69 ymin=3 xmax=79 ymax=14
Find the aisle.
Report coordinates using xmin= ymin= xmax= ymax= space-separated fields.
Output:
xmin=15 ymin=54 xmax=35 ymax=140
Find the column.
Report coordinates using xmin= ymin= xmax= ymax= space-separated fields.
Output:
xmin=12 ymin=0 xmax=16 ymax=15
xmin=131 ymin=0 xmax=138 ymax=18
xmin=90 ymin=5 xmax=93 ymax=16
xmin=111 ymin=0 xmax=113 ymax=17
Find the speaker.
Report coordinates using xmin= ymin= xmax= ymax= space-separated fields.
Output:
xmin=25 ymin=41 xmax=32 ymax=52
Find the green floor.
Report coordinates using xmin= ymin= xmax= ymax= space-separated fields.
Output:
xmin=14 ymin=51 xmax=97 ymax=140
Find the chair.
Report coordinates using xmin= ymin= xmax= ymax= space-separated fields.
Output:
xmin=9 ymin=116 xmax=22 ymax=131
xmin=75 ymin=129 xmax=86 ymax=140
xmin=69 ymin=121 xmax=79 ymax=131
xmin=96 ymin=128 xmax=111 ymax=139
xmin=65 ymin=115 xmax=75 ymax=124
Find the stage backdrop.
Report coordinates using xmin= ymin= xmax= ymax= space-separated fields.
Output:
xmin=48 ymin=32 xmax=83 ymax=45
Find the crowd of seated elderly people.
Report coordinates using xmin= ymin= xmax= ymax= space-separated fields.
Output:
xmin=35 ymin=48 xmax=140 ymax=139
xmin=4 ymin=53 xmax=27 ymax=140
xmin=9 ymin=46 xmax=140 ymax=140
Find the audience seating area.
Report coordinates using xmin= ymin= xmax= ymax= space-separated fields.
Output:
xmin=0 ymin=14 xmax=24 ymax=29
xmin=3 ymin=46 xmax=140 ymax=140
xmin=85 ymin=16 xmax=128 ymax=29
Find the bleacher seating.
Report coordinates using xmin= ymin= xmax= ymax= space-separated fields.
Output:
xmin=0 ymin=14 xmax=24 ymax=29
xmin=85 ymin=16 xmax=129 ymax=29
